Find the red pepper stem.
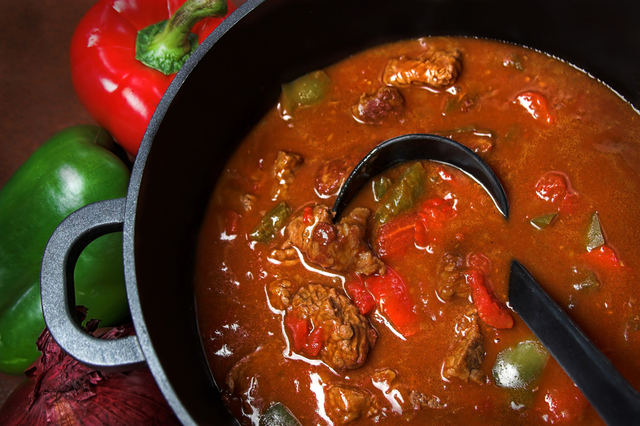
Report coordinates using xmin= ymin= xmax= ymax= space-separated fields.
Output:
xmin=135 ymin=0 xmax=228 ymax=75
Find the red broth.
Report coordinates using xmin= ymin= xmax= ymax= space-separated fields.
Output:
xmin=195 ymin=37 xmax=640 ymax=425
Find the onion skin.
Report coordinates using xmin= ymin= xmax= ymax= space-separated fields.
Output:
xmin=0 ymin=310 xmax=181 ymax=426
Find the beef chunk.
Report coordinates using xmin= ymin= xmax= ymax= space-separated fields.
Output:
xmin=325 ymin=385 xmax=378 ymax=424
xmin=383 ymin=49 xmax=462 ymax=89
xmin=287 ymin=284 xmax=377 ymax=371
xmin=352 ymin=86 xmax=405 ymax=124
xmin=436 ymin=253 xmax=468 ymax=299
xmin=314 ymin=159 xmax=349 ymax=198
xmin=442 ymin=308 xmax=486 ymax=384
xmin=224 ymin=345 xmax=275 ymax=416
xmin=286 ymin=205 xmax=386 ymax=276
xmin=409 ymin=391 xmax=445 ymax=410
xmin=271 ymin=150 xmax=303 ymax=199
xmin=267 ymin=279 xmax=295 ymax=311
xmin=269 ymin=243 xmax=299 ymax=266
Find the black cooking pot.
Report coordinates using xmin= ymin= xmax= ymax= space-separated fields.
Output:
xmin=40 ymin=0 xmax=640 ymax=425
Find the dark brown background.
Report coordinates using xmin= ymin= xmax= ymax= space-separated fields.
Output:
xmin=0 ymin=0 xmax=99 ymax=407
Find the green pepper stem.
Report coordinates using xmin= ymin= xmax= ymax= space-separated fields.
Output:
xmin=136 ymin=0 xmax=228 ymax=75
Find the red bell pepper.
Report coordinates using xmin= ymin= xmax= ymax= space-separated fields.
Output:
xmin=71 ymin=0 xmax=235 ymax=156
xmin=533 ymin=360 xmax=589 ymax=423
xmin=284 ymin=313 xmax=325 ymax=357
xmin=515 ymin=91 xmax=554 ymax=124
xmin=375 ymin=197 xmax=458 ymax=260
xmin=584 ymin=244 xmax=621 ymax=269
xmin=284 ymin=313 xmax=309 ymax=352
xmin=365 ymin=268 xmax=420 ymax=337
xmin=303 ymin=328 xmax=324 ymax=357
xmin=345 ymin=278 xmax=376 ymax=315
xmin=465 ymin=268 xmax=513 ymax=329
xmin=535 ymin=171 xmax=579 ymax=214
xmin=375 ymin=213 xmax=420 ymax=261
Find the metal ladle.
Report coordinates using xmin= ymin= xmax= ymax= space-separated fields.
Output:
xmin=332 ymin=133 xmax=640 ymax=426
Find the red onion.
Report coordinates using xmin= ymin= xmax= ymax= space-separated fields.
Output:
xmin=0 ymin=309 xmax=181 ymax=426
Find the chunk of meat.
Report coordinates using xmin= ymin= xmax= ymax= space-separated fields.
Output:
xmin=224 ymin=345 xmax=275 ymax=416
xmin=409 ymin=391 xmax=445 ymax=410
xmin=314 ymin=159 xmax=349 ymax=198
xmin=442 ymin=308 xmax=486 ymax=384
xmin=383 ymin=49 xmax=462 ymax=89
xmin=271 ymin=150 xmax=303 ymax=199
xmin=286 ymin=205 xmax=386 ymax=276
xmin=436 ymin=253 xmax=468 ymax=299
xmin=352 ymin=86 xmax=405 ymax=124
xmin=325 ymin=385 xmax=378 ymax=424
xmin=269 ymin=241 xmax=299 ymax=266
xmin=267 ymin=279 xmax=295 ymax=311
xmin=286 ymin=284 xmax=377 ymax=371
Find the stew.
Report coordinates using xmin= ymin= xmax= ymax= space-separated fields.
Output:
xmin=195 ymin=37 xmax=640 ymax=425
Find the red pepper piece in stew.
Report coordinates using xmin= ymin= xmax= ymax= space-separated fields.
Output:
xmin=417 ymin=198 xmax=457 ymax=246
xmin=533 ymin=360 xmax=590 ymax=423
xmin=303 ymin=206 xmax=314 ymax=226
xmin=345 ymin=279 xmax=376 ymax=315
xmin=303 ymin=328 xmax=325 ymax=357
xmin=516 ymin=91 xmax=554 ymax=124
xmin=419 ymin=198 xmax=457 ymax=225
xmin=284 ymin=313 xmax=309 ymax=352
xmin=285 ymin=314 xmax=325 ymax=357
xmin=464 ymin=268 xmax=513 ymax=329
xmin=375 ymin=213 xmax=420 ymax=261
xmin=365 ymin=268 xmax=420 ymax=337
xmin=584 ymin=245 xmax=622 ymax=269
xmin=535 ymin=171 xmax=579 ymax=213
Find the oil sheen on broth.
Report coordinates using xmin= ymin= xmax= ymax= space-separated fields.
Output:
xmin=194 ymin=37 xmax=640 ymax=425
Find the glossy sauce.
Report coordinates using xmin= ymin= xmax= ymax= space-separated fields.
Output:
xmin=195 ymin=37 xmax=640 ymax=425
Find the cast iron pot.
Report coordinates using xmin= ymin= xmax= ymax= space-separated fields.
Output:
xmin=41 ymin=0 xmax=640 ymax=424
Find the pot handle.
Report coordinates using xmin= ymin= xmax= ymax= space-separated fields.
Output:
xmin=41 ymin=197 xmax=146 ymax=371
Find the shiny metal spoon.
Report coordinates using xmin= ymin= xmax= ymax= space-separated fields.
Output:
xmin=332 ymin=133 xmax=640 ymax=426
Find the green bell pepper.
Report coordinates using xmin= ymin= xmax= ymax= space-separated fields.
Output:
xmin=0 ymin=125 xmax=131 ymax=374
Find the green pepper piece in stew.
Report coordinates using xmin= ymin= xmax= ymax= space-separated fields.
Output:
xmin=492 ymin=340 xmax=549 ymax=390
xmin=374 ymin=162 xmax=426 ymax=225
xmin=372 ymin=176 xmax=393 ymax=201
xmin=530 ymin=212 xmax=558 ymax=230
xmin=249 ymin=202 xmax=291 ymax=243
xmin=586 ymin=211 xmax=605 ymax=251
xmin=573 ymin=272 xmax=600 ymax=292
xmin=281 ymin=70 xmax=331 ymax=114
xmin=260 ymin=403 xmax=301 ymax=426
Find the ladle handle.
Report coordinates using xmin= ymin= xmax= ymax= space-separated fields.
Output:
xmin=509 ymin=260 xmax=640 ymax=425
xmin=41 ymin=198 xmax=145 ymax=371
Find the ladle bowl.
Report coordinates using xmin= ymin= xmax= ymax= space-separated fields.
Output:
xmin=332 ymin=133 xmax=640 ymax=426
xmin=331 ymin=133 xmax=508 ymax=219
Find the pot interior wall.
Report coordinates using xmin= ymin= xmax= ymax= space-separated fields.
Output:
xmin=129 ymin=0 xmax=640 ymax=424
